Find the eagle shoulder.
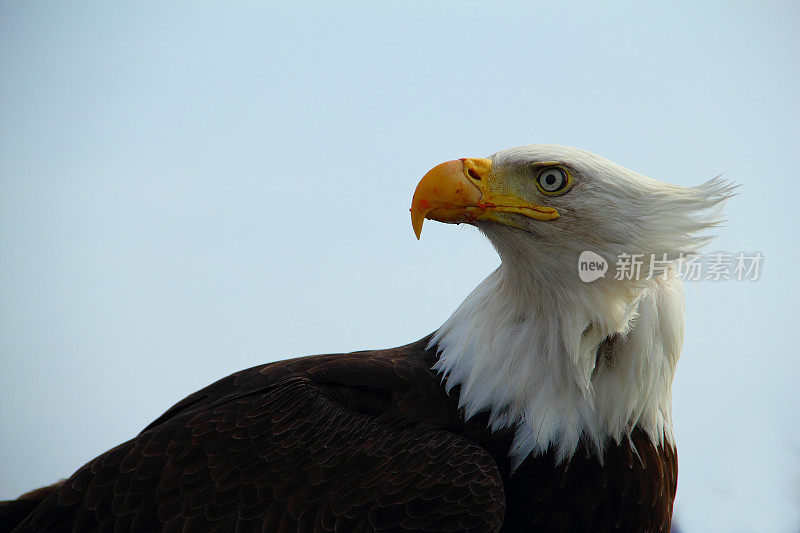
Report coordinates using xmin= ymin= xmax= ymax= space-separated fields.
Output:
xmin=14 ymin=338 xmax=506 ymax=532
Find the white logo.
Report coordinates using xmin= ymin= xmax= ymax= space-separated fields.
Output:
xmin=578 ymin=251 xmax=608 ymax=282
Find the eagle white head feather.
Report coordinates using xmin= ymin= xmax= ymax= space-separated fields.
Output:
xmin=411 ymin=144 xmax=734 ymax=465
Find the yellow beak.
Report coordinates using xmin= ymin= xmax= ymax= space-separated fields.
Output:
xmin=410 ymin=157 xmax=559 ymax=239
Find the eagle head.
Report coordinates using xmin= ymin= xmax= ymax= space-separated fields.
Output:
xmin=411 ymin=144 xmax=734 ymax=464
xmin=412 ymin=144 xmax=732 ymax=286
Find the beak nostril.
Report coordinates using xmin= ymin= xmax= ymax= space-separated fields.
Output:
xmin=468 ymin=168 xmax=481 ymax=181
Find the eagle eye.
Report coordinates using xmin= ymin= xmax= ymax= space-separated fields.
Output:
xmin=535 ymin=167 xmax=571 ymax=195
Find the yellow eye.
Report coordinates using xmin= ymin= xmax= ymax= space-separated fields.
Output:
xmin=536 ymin=167 xmax=572 ymax=195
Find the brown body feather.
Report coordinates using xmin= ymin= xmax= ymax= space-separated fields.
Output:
xmin=5 ymin=336 xmax=676 ymax=532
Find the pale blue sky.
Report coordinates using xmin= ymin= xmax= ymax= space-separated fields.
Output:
xmin=1 ymin=2 xmax=798 ymax=531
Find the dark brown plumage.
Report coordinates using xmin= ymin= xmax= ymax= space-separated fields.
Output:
xmin=3 ymin=336 xmax=676 ymax=532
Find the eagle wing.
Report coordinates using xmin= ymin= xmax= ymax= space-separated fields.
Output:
xmin=14 ymin=344 xmax=505 ymax=532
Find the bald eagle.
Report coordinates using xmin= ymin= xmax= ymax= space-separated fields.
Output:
xmin=1 ymin=145 xmax=732 ymax=532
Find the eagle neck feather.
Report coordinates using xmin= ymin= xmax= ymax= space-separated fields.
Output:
xmin=430 ymin=262 xmax=682 ymax=467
